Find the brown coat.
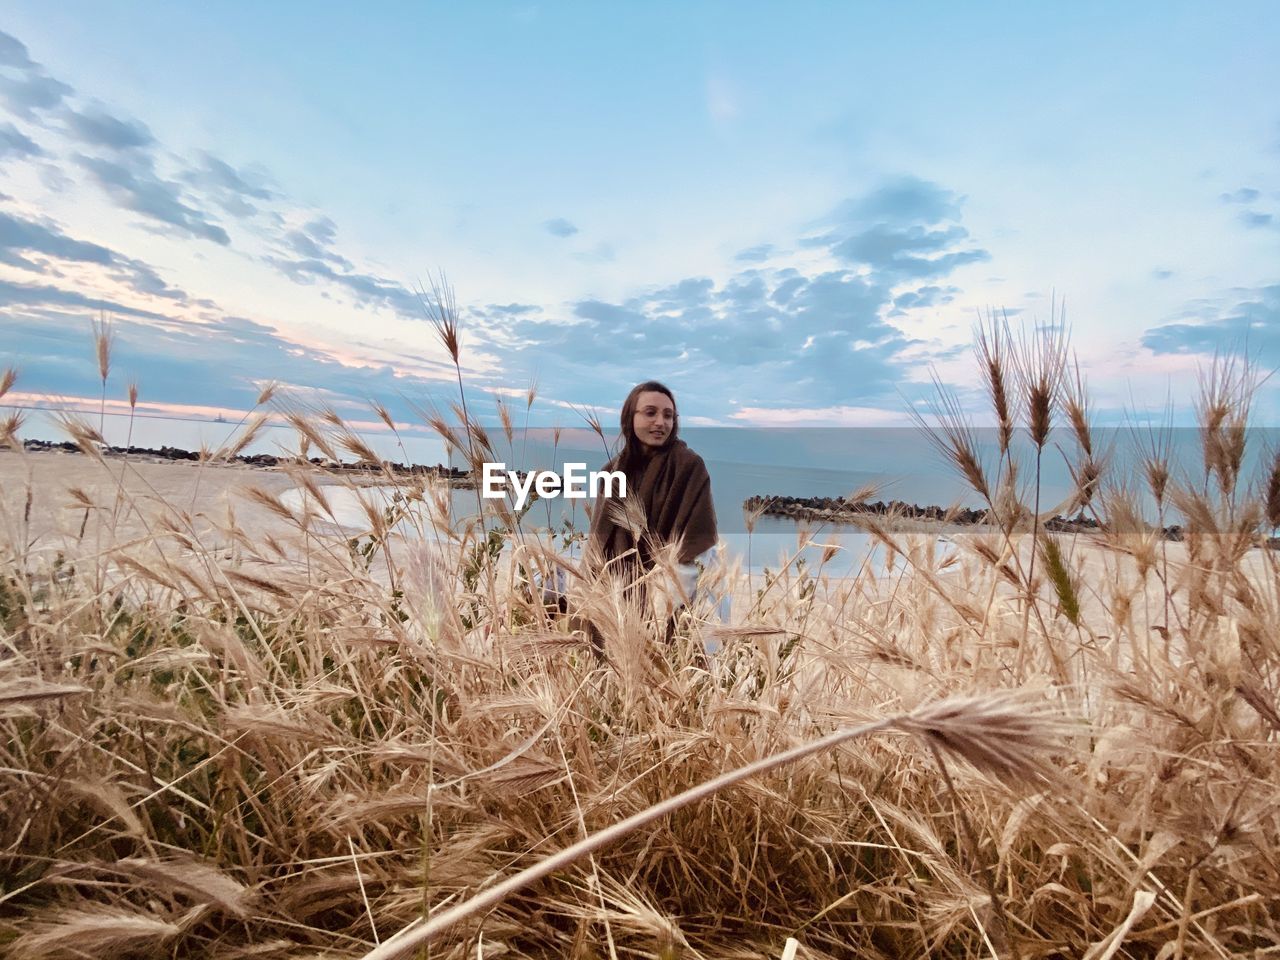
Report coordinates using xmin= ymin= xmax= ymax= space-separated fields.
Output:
xmin=588 ymin=439 xmax=717 ymax=568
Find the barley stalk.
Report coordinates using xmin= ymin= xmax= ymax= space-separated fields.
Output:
xmin=360 ymin=692 xmax=1069 ymax=958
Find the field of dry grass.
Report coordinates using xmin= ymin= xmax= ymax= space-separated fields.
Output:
xmin=2 ymin=315 xmax=1279 ymax=959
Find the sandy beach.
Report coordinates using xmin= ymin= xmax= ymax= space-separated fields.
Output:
xmin=9 ymin=444 xmax=1271 ymax=631
xmin=0 ymin=448 xmax=307 ymax=554
xmin=9 ymin=442 xmax=1279 ymax=655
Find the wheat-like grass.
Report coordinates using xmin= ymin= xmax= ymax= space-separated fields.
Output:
xmin=911 ymin=372 xmax=992 ymax=506
xmin=975 ymin=310 xmax=1017 ymax=458
xmin=3 ymin=322 xmax=1280 ymax=958
xmin=361 ymin=691 xmax=1072 ymax=958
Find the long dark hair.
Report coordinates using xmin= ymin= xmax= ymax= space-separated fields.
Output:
xmin=616 ymin=380 xmax=678 ymax=477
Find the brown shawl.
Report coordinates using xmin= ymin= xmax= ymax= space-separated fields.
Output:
xmin=588 ymin=439 xmax=717 ymax=568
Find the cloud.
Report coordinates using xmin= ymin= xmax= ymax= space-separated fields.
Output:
xmin=770 ymin=273 xmax=805 ymax=305
xmin=652 ymin=277 xmax=714 ymax=308
xmin=825 ymin=220 xmax=987 ymax=280
xmin=63 ymin=105 xmax=154 ymax=150
xmin=0 ymin=30 xmax=494 ymax=418
xmin=474 ymin=302 xmax=540 ymax=317
xmin=831 ymin=222 xmax=965 ymax=263
xmin=0 ymin=290 xmax=458 ymax=422
xmin=574 ymin=298 xmax=651 ymax=329
xmin=0 ymin=30 xmax=72 ymax=119
xmin=0 ymin=277 xmax=172 ymax=320
xmin=190 ymin=154 xmax=274 ymax=200
xmin=76 ymin=154 xmax=231 ymax=245
xmin=890 ymin=284 xmax=958 ymax=314
xmin=0 ymin=30 xmax=270 ymax=243
xmin=0 ymin=30 xmax=35 ymax=69
xmin=507 ymin=266 xmax=914 ymax=409
xmin=0 ymin=26 xmax=434 ymax=346
xmin=266 ymin=220 xmax=508 ymax=342
xmin=0 ymin=208 xmax=188 ymax=300
xmin=1142 ymin=284 xmax=1280 ymax=366
xmin=543 ymin=217 xmax=578 ymax=238
xmin=107 ymin=257 xmax=186 ymax=301
xmin=1216 ymin=184 xmax=1276 ymax=233
xmin=284 ymin=229 xmax=339 ymax=262
xmin=1221 ymin=187 xmax=1261 ymax=204
xmin=729 ymin=404 xmax=912 ymax=426
xmin=0 ymin=26 xmax=980 ymax=425
xmin=800 ymin=176 xmax=990 ymax=284
xmin=182 ymin=153 xmax=277 ymax=217
xmin=0 ymin=70 xmax=72 ymax=119
xmin=278 ymin=215 xmax=353 ymax=268
xmin=267 ymin=254 xmax=422 ymax=317
xmin=0 ymin=120 xmax=41 ymax=158
xmin=825 ymin=176 xmax=963 ymax=226
xmin=0 ymin=208 xmax=115 ymax=268
xmin=481 ymin=177 xmax=986 ymax=416
xmin=735 ymin=243 xmax=774 ymax=263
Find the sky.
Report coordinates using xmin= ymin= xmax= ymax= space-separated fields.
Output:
xmin=1 ymin=2 xmax=1279 ymax=442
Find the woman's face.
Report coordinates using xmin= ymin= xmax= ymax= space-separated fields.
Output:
xmin=632 ymin=390 xmax=675 ymax=452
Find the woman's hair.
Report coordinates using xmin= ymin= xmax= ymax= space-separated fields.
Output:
xmin=617 ymin=380 xmax=677 ymax=475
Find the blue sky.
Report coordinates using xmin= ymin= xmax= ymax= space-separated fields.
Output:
xmin=1 ymin=2 xmax=1279 ymax=435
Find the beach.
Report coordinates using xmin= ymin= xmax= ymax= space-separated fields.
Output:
xmin=8 ymin=444 xmax=1265 ymax=635
xmin=6 ymin=443 xmax=1265 ymax=568
xmin=0 ymin=447 xmax=303 ymax=554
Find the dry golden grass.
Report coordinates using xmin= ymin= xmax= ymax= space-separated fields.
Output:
xmin=2 ymin=323 xmax=1280 ymax=959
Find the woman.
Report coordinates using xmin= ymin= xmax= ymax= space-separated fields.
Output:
xmin=588 ymin=381 xmax=718 ymax=583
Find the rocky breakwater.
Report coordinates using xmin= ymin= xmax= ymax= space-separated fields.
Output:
xmin=742 ymin=494 xmax=1280 ymax=547
xmin=17 ymin=439 xmax=475 ymax=484
xmin=741 ymin=493 xmax=1203 ymax=540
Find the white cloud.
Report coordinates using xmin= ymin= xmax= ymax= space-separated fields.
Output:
xmin=729 ymin=404 xmax=912 ymax=426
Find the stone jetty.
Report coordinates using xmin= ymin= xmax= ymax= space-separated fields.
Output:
xmin=742 ymin=493 xmax=1209 ymax=542
xmin=18 ymin=438 xmax=474 ymax=483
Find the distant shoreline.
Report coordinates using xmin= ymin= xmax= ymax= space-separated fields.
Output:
xmin=13 ymin=438 xmax=477 ymax=485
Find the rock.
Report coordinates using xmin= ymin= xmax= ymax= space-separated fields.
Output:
xmin=744 ymin=493 xmax=1192 ymax=541
xmin=14 ymin=436 xmax=479 ymax=485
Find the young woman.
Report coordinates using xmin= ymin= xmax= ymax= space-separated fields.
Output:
xmin=587 ymin=381 xmax=717 ymax=579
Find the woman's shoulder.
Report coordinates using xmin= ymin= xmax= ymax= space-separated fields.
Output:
xmin=673 ymin=441 xmax=709 ymax=472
